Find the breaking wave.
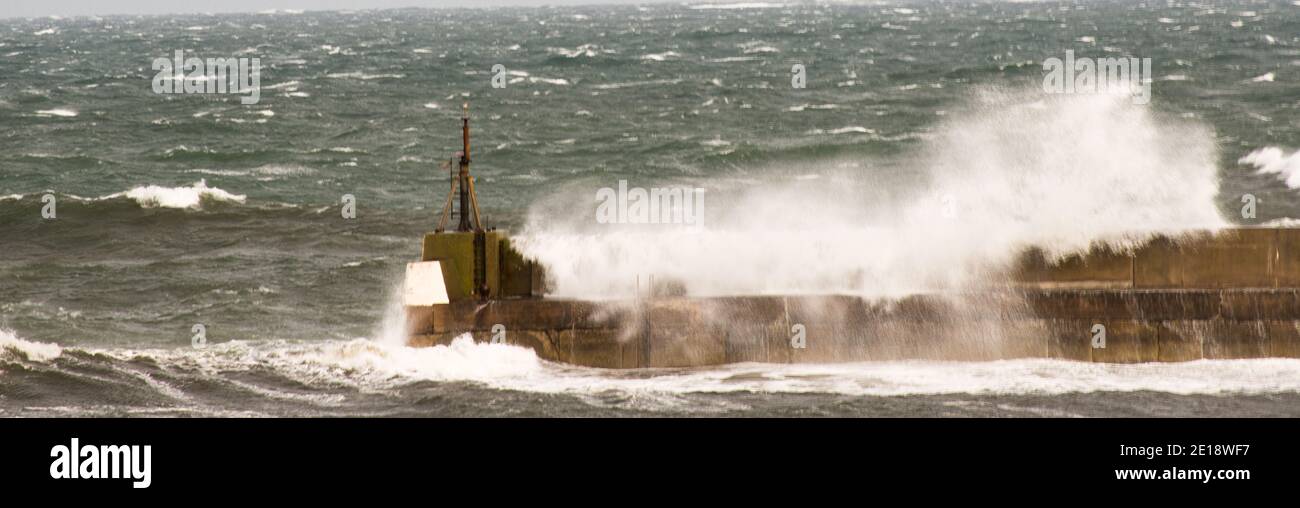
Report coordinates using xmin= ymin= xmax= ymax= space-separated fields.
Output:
xmin=517 ymin=89 xmax=1228 ymax=299
xmin=103 ymin=179 xmax=246 ymax=209
xmin=1240 ymin=146 xmax=1300 ymax=189
xmin=5 ymin=334 xmax=1299 ymax=416
xmin=0 ymin=329 xmax=62 ymax=362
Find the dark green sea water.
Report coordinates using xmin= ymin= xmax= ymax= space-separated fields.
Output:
xmin=2 ymin=2 xmax=1300 ymax=416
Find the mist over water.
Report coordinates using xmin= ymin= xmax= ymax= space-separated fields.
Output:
xmin=518 ymin=91 xmax=1228 ymax=298
xmin=2 ymin=2 xmax=1299 ymax=416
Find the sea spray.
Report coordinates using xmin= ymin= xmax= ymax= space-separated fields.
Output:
xmin=373 ymin=280 xmax=411 ymax=347
xmin=515 ymin=89 xmax=1228 ymax=299
xmin=369 ymin=277 xmax=542 ymax=377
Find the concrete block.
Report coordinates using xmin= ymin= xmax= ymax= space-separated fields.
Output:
xmin=1265 ymin=321 xmax=1300 ymax=358
xmin=1179 ymin=229 xmax=1275 ymax=288
xmin=479 ymin=299 xmax=573 ymax=331
xmin=1273 ymin=229 xmax=1300 ymax=287
xmin=431 ymin=301 xmax=487 ymax=333
xmin=557 ymin=329 xmax=627 ymax=368
xmin=1130 ymin=290 xmax=1220 ymax=320
xmin=789 ymin=324 xmax=866 ymax=363
xmin=407 ymin=333 xmax=450 ymax=348
xmin=1155 ymin=322 xmax=1205 ymax=362
xmin=507 ymin=330 xmax=562 ymax=363
xmin=571 ymin=301 xmax=639 ymax=330
xmin=977 ymin=319 xmax=1052 ymax=359
xmin=648 ymin=325 xmax=727 ymax=367
xmin=724 ymin=322 xmax=789 ymax=364
xmin=1220 ymin=289 xmax=1300 ymax=320
xmin=1043 ymin=320 xmax=1154 ymax=362
xmin=855 ymin=320 xmax=943 ymax=360
xmin=1013 ymin=245 xmax=1133 ymax=288
xmin=422 ymin=232 xmax=477 ymax=299
xmin=1026 ymin=290 xmax=1139 ymax=320
xmin=1203 ymin=321 xmax=1269 ymax=359
xmin=1133 ymin=237 xmax=1183 ymax=289
xmin=786 ymin=295 xmax=870 ymax=329
xmin=1089 ymin=320 xmax=1159 ymax=363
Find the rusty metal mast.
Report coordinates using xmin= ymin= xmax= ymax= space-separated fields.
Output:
xmin=436 ymin=102 xmax=484 ymax=233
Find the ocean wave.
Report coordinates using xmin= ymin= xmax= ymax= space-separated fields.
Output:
xmin=806 ymin=126 xmax=875 ymax=135
xmin=74 ymin=336 xmax=539 ymax=389
xmin=546 ymin=44 xmax=610 ymax=58
xmin=103 ymin=179 xmax=246 ymax=209
xmin=184 ymin=164 xmax=316 ymax=178
xmin=325 ymin=71 xmax=405 ymax=80
xmin=35 ymin=108 xmax=77 ymax=117
xmin=1240 ymin=146 xmax=1300 ymax=189
xmin=155 ymin=145 xmax=283 ymax=162
xmin=689 ymin=2 xmax=786 ymax=9
xmin=46 ymin=337 xmax=1300 ymax=399
xmin=1262 ymin=218 xmax=1300 ymax=227
xmin=742 ymin=45 xmax=780 ymax=54
xmin=591 ymin=78 xmax=683 ymax=90
xmin=785 ymin=103 xmax=840 ymax=112
xmin=640 ymin=51 xmax=681 ymax=61
xmin=262 ymin=80 xmax=301 ymax=90
xmin=528 ymin=77 xmax=571 ymax=86
xmin=0 ymin=329 xmax=62 ymax=362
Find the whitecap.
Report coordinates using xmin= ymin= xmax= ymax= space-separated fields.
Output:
xmin=591 ymin=78 xmax=682 ymax=90
xmin=528 ymin=77 xmax=571 ymax=85
xmin=640 ymin=51 xmax=681 ymax=61
xmin=0 ymin=329 xmax=61 ymax=362
xmin=326 ymin=71 xmax=404 ymax=80
xmin=1240 ymin=147 xmax=1300 ymax=189
xmin=35 ymin=108 xmax=77 ymax=117
xmin=689 ymin=2 xmax=785 ymax=9
xmin=103 ymin=179 xmax=246 ymax=209
xmin=807 ymin=126 xmax=875 ymax=135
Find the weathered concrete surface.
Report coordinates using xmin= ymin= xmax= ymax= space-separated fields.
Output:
xmin=1013 ymin=228 xmax=1300 ymax=289
xmin=407 ymin=229 xmax=1300 ymax=366
xmin=407 ymin=290 xmax=1300 ymax=367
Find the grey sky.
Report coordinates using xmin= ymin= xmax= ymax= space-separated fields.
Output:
xmin=3 ymin=0 xmax=684 ymax=19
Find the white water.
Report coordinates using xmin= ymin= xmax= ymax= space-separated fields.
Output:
xmin=516 ymin=90 xmax=1227 ymax=299
xmin=5 ymin=321 xmax=1296 ymax=405
xmin=103 ymin=179 xmax=246 ymax=209
xmin=1241 ymin=146 xmax=1300 ymax=189
xmin=0 ymin=328 xmax=62 ymax=362
xmin=54 ymin=336 xmax=1300 ymax=399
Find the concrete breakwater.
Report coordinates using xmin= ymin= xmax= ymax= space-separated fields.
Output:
xmin=406 ymin=228 xmax=1300 ymax=366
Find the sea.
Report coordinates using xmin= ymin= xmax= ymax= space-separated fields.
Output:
xmin=3 ymin=1 xmax=1300 ymax=416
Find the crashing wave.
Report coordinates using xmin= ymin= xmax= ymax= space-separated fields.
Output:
xmin=103 ymin=179 xmax=246 ymax=209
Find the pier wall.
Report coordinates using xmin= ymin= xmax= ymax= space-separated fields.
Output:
xmin=1012 ymin=228 xmax=1300 ymax=289
xmin=407 ymin=291 xmax=1300 ymax=367
xmin=406 ymin=229 xmax=1300 ymax=366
